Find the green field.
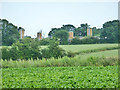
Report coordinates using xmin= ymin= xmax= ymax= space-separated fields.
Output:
xmin=41 ymin=44 xmax=118 ymax=52
xmin=1 ymin=44 xmax=119 ymax=88
xmin=2 ymin=66 xmax=118 ymax=88
xmin=59 ymin=44 xmax=118 ymax=52
xmin=76 ymin=49 xmax=118 ymax=59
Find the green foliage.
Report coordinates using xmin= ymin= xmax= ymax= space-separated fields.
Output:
xmin=1 ymin=55 xmax=118 ymax=68
xmin=2 ymin=38 xmax=67 ymax=60
xmin=48 ymin=20 xmax=118 ymax=44
xmin=9 ymin=45 xmax=19 ymax=60
xmin=71 ymin=36 xmax=99 ymax=44
xmin=100 ymin=20 xmax=118 ymax=43
xmin=54 ymin=30 xmax=69 ymax=45
xmin=39 ymin=38 xmax=58 ymax=45
xmin=92 ymin=27 xmax=101 ymax=36
xmin=48 ymin=24 xmax=75 ymax=37
xmin=61 ymin=24 xmax=76 ymax=31
xmin=2 ymin=43 xmax=118 ymax=61
xmin=70 ymin=37 xmax=82 ymax=44
xmin=74 ymin=23 xmax=88 ymax=36
xmin=39 ymin=38 xmax=50 ymax=45
xmin=80 ymin=36 xmax=99 ymax=44
xmin=1 ymin=47 xmax=10 ymax=60
xmin=2 ymin=66 xmax=118 ymax=88
xmin=2 ymin=38 xmax=42 ymax=60
xmin=41 ymin=40 xmax=66 ymax=59
xmin=67 ymin=51 xmax=76 ymax=57
xmin=0 ymin=19 xmax=20 ymax=46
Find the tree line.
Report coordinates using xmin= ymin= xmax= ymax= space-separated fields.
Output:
xmin=48 ymin=20 xmax=119 ymax=44
xmin=0 ymin=19 xmax=119 ymax=46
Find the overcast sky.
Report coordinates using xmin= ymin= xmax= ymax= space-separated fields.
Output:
xmin=0 ymin=0 xmax=118 ymax=38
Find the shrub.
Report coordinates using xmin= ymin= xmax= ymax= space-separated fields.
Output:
xmin=2 ymin=47 xmax=10 ymax=60
xmin=81 ymin=36 xmax=99 ymax=44
xmin=41 ymin=48 xmax=51 ymax=59
xmin=42 ymin=41 xmax=66 ymax=59
xmin=70 ymin=37 xmax=82 ymax=45
xmin=9 ymin=46 xmax=19 ymax=60
xmin=2 ymin=38 xmax=42 ymax=60
xmin=39 ymin=38 xmax=50 ymax=45
xmin=71 ymin=36 xmax=99 ymax=44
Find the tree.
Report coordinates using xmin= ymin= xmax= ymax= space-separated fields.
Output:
xmin=41 ymin=40 xmax=66 ymax=59
xmin=80 ymin=23 xmax=88 ymax=36
xmin=54 ymin=30 xmax=69 ymax=45
xmin=71 ymin=37 xmax=81 ymax=45
xmin=48 ymin=28 xmax=60 ymax=38
xmin=74 ymin=23 xmax=88 ymax=36
xmin=39 ymin=38 xmax=51 ymax=45
xmin=61 ymin=24 xmax=76 ymax=31
xmin=48 ymin=24 xmax=75 ymax=38
xmin=81 ymin=36 xmax=99 ymax=44
xmin=92 ymin=27 xmax=101 ymax=36
xmin=71 ymin=36 xmax=99 ymax=44
xmin=2 ymin=38 xmax=42 ymax=60
xmin=100 ymin=20 xmax=118 ymax=43
xmin=1 ymin=19 xmax=20 ymax=46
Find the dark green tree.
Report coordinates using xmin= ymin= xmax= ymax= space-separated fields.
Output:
xmin=41 ymin=40 xmax=66 ymax=59
xmin=71 ymin=37 xmax=81 ymax=45
xmin=92 ymin=27 xmax=101 ymax=36
xmin=48 ymin=28 xmax=60 ymax=38
xmin=100 ymin=20 xmax=118 ymax=43
xmin=48 ymin=24 xmax=75 ymax=38
xmin=74 ymin=23 xmax=88 ymax=36
xmin=1 ymin=19 xmax=20 ymax=46
xmin=61 ymin=24 xmax=76 ymax=31
xmin=54 ymin=30 xmax=69 ymax=45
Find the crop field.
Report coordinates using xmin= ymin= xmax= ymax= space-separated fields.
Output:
xmin=41 ymin=44 xmax=118 ymax=52
xmin=59 ymin=44 xmax=118 ymax=52
xmin=2 ymin=66 xmax=118 ymax=88
xmin=76 ymin=49 xmax=118 ymax=59
xmin=1 ymin=44 xmax=119 ymax=88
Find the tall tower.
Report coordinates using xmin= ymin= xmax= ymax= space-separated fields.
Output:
xmin=87 ymin=27 xmax=92 ymax=36
xmin=69 ymin=31 xmax=74 ymax=39
xmin=37 ymin=30 xmax=42 ymax=40
xmin=18 ymin=27 xmax=25 ymax=39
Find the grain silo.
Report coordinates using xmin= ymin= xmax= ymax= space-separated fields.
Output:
xmin=18 ymin=27 xmax=25 ymax=39
xmin=37 ymin=30 xmax=42 ymax=40
xmin=87 ymin=27 xmax=92 ymax=36
xmin=69 ymin=31 xmax=74 ymax=39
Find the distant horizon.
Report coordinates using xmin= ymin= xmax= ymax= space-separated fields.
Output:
xmin=0 ymin=1 xmax=118 ymax=38
xmin=0 ymin=18 xmax=118 ymax=38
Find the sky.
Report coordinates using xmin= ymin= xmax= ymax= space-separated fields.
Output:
xmin=0 ymin=0 xmax=118 ymax=38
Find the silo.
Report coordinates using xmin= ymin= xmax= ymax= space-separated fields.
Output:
xmin=18 ymin=27 xmax=25 ymax=39
xmin=37 ymin=30 xmax=42 ymax=40
xmin=69 ymin=31 xmax=74 ymax=39
xmin=87 ymin=27 xmax=92 ymax=36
